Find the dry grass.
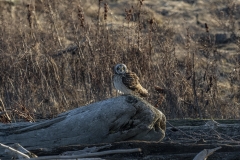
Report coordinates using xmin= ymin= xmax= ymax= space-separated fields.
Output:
xmin=0 ymin=0 xmax=239 ymax=122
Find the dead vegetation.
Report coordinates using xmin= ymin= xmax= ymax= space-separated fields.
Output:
xmin=0 ymin=0 xmax=239 ymax=121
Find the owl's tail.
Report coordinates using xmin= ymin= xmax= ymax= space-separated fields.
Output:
xmin=138 ymin=87 xmax=148 ymax=97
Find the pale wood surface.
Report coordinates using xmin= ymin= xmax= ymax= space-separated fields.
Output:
xmin=0 ymin=95 xmax=166 ymax=159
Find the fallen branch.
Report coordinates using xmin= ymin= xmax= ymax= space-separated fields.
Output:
xmin=28 ymin=148 xmax=141 ymax=160
xmin=193 ymin=146 xmax=222 ymax=160
xmin=12 ymin=143 xmax=37 ymax=158
xmin=62 ymin=144 xmax=112 ymax=155
xmin=0 ymin=143 xmax=30 ymax=159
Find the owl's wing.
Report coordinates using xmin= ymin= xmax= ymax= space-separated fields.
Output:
xmin=122 ymin=72 xmax=139 ymax=89
xmin=123 ymin=71 xmax=148 ymax=97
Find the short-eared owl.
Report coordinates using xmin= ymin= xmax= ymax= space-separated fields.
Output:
xmin=113 ymin=64 xmax=148 ymax=97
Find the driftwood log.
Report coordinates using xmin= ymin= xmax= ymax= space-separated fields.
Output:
xmin=29 ymin=120 xmax=240 ymax=160
xmin=0 ymin=95 xmax=166 ymax=159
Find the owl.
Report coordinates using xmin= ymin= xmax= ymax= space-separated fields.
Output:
xmin=113 ymin=64 xmax=148 ymax=97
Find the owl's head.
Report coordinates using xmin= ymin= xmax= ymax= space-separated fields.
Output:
xmin=114 ymin=63 xmax=128 ymax=75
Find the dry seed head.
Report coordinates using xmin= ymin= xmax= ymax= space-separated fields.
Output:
xmin=125 ymin=9 xmax=132 ymax=21
xmin=139 ymin=0 xmax=144 ymax=6
xmin=77 ymin=6 xmax=85 ymax=27
xmin=27 ymin=4 xmax=34 ymax=29
xmin=205 ymin=23 xmax=209 ymax=32
xmin=104 ymin=3 xmax=109 ymax=21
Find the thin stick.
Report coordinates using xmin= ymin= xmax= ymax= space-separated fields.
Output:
xmin=0 ymin=143 xmax=30 ymax=159
xmin=0 ymin=98 xmax=11 ymax=122
xmin=167 ymin=121 xmax=197 ymax=141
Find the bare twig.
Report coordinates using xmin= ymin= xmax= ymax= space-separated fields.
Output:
xmin=47 ymin=0 xmax=62 ymax=47
xmin=167 ymin=121 xmax=197 ymax=141
xmin=0 ymin=98 xmax=11 ymax=122
xmin=0 ymin=143 xmax=30 ymax=159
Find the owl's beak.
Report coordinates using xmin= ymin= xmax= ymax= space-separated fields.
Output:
xmin=119 ymin=68 xmax=123 ymax=72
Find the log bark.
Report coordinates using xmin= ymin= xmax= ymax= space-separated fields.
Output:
xmin=0 ymin=95 xmax=166 ymax=159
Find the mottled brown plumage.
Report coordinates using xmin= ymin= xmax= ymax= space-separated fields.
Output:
xmin=113 ymin=64 xmax=148 ymax=97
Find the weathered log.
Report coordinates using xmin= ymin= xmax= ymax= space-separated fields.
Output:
xmin=165 ymin=123 xmax=240 ymax=143
xmin=0 ymin=95 xmax=166 ymax=159
xmin=32 ymin=141 xmax=240 ymax=160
